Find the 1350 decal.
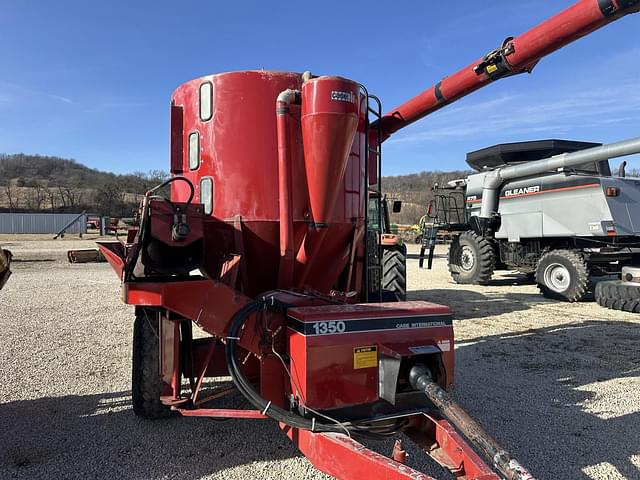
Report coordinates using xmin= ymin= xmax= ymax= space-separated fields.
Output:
xmin=311 ymin=320 xmax=347 ymax=335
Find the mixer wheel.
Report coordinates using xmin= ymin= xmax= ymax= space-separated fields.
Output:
xmin=132 ymin=309 xmax=172 ymax=419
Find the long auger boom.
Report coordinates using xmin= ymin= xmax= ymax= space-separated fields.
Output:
xmin=377 ymin=0 xmax=640 ymax=139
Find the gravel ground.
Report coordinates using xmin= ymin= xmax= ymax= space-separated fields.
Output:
xmin=0 ymin=237 xmax=638 ymax=480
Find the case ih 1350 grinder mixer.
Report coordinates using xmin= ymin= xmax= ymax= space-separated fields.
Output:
xmin=98 ymin=2 xmax=638 ymax=478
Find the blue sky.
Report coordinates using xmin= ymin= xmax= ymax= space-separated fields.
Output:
xmin=1 ymin=0 xmax=638 ymax=176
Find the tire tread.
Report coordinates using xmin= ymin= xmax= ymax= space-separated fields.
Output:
xmin=448 ymin=231 xmax=495 ymax=285
xmin=595 ymin=280 xmax=640 ymax=313
xmin=132 ymin=310 xmax=172 ymax=419
xmin=382 ymin=245 xmax=407 ymax=301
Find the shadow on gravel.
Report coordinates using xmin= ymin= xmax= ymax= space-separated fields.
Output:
xmin=0 ymin=391 xmax=303 ymax=480
xmin=1 ymin=325 xmax=637 ymax=480
xmin=409 ymin=288 xmax=550 ymax=319
xmin=406 ymin=253 xmax=447 ymax=261
xmin=454 ymin=320 xmax=640 ymax=479
xmin=11 ymin=259 xmax=56 ymax=263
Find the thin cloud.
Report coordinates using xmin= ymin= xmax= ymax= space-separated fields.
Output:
xmin=389 ymin=81 xmax=640 ymax=145
xmin=82 ymin=100 xmax=148 ymax=114
xmin=0 ymin=81 xmax=73 ymax=105
xmin=100 ymin=101 xmax=146 ymax=108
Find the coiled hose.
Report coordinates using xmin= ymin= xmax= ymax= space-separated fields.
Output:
xmin=224 ymin=299 xmax=348 ymax=433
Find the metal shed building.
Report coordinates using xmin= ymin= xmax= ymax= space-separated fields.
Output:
xmin=0 ymin=213 xmax=87 ymax=234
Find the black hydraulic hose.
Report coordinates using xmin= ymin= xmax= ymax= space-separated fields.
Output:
xmin=124 ymin=176 xmax=195 ymax=282
xmin=148 ymin=176 xmax=195 ymax=205
xmin=224 ymin=299 xmax=348 ymax=434
xmin=409 ymin=365 xmax=536 ymax=480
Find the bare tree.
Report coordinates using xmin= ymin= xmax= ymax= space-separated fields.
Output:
xmin=43 ymin=186 xmax=58 ymax=211
xmin=95 ymin=181 xmax=125 ymax=216
xmin=26 ymin=183 xmax=47 ymax=210
xmin=3 ymin=183 xmax=19 ymax=211
xmin=58 ymin=186 xmax=83 ymax=210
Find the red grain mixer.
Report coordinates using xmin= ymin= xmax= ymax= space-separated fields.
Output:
xmin=99 ymin=1 xmax=639 ymax=478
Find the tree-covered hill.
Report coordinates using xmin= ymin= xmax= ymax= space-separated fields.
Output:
xmin=0 ymin=153 xmax=168 ymax=216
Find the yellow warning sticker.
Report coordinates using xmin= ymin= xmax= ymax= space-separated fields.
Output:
xmin=353 ymin=346 xmax=378 ymax=369
xmin=486 ymin=64 xmax=498 ymax=74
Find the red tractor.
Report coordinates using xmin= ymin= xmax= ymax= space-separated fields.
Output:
xmin=369 ymin=191 xmax=407 ymax=300
xmin=98 ymin=2 xmax=638 ymax=478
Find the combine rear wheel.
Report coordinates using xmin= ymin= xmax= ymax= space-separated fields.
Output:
xmin=132 ymin=309 xmax=172 ymax=419
xmin=381 ymin=244 xmax=407 ymax=301
xmin=448 ymin=231 xmax=495 ymax=285
xmin=536 ymin=250 xmax=589 ymax=302
xmin=595 ymin=280 xmax=640 ymax=312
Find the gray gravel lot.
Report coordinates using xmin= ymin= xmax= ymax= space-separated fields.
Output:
xmin=1 ymin=237 xmax=638 ymax=480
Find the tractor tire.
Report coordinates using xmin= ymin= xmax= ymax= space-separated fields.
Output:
xmin=132 ymin=310 xmax=172 ymax=419
xmin=595 ymin=280 xmax=640 ymax=313
xmin=535 ymin=250 xmax=589 ymax=302
xmin=382 ymin=244 xmax=407 ymax=301
xmin=448 ymin=231 xmax=495 ymax=285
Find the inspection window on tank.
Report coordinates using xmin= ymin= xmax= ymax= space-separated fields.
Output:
xmin=188 ymin=132 xmax=200 ymax=170
xmin=200 ymin=177 xmax=213 ymax=215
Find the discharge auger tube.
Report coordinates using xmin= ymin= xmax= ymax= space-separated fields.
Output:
xmin=376 ymin=0 xmax=640 ymax=140
xmin=409 ymin=365 xmax=536 ymax=480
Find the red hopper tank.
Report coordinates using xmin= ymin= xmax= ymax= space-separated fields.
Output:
xmin=170 ymin=71 xmax=368 ymax=296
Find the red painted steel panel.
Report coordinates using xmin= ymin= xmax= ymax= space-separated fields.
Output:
xmin=172 ymin=71 xmax=302 ymax=222
xmin=96 ymin=242 xmax=125 ymax=278
xmin=176 ymin=408 xmax=268 ymax=419
xmin=169 ymin=71 xmax=368 ymax=294
xmin=287 ymin=302 xmax=453 ymax=410
xmin=301 ymin=77 xmax=360 ymax=227
xmin=285 ymin=426 xmax=436 ymax=480
xmin=284 ymin=419 xmax=500 ymax=480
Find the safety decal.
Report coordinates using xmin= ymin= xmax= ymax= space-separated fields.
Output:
xmin=353 ymin=346 xmax=378 ymax=369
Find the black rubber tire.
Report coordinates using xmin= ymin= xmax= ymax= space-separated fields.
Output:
xmin=132 ymin=310 xmax=172 ymax=419
xmin=448 ymin=231 xmax=495 ymax=285
xmin=381 ymin=244 xmax=407 ymax=301
xmin=535 ymin=250 xmax=589 ymax=302
xmin=595 ymin=280 xmax=640 ymax=313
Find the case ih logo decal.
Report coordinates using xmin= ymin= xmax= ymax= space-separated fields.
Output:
xmin=503 ymin=185 xmax=541 ymax=197
xmin=331 ymin=90 xmax=356 ymax=103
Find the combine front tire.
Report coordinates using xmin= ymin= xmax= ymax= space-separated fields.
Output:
xmin=536 ymin=250 xmax=589 ymax=302
xmin=132 ymin=310 xmax=172 ymax=419
xmin=595 ymin=280 xmax=640 ymax=313
xmin=448 ymin=231 xmax=495 ymax=285
xmin=382 ymin=244 xmax=407 ymax=301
